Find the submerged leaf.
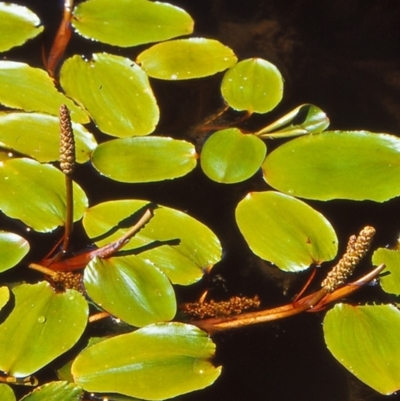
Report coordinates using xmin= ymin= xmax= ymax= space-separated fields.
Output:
xmin=72 ymin=0 xmax=193 ymax=46
xmin=84 ymin=256 xmax=176 ymax=327
xmin=60 ymin=53 xmax=159 ymax=137
xmin=200 ymin=128 xmax=266 ymax=183
xmin=0 ymin=231 xmax=29 ymax=273
xmin=372 ymin=248 xmax=400 ymax=296
xmin=137 ymin=38 xmax=237 ymax=80
xmin=0 ymin=3 xmax=43 ymax=52
xmin=263 ymin=131 xmax=400 ymax=201
xmin=0 ymin=158 xmax=88 ymax=232
xmin=324 ymin=303 xmax=400 ymax=395
xmin=0 ymin=61 xmax=88 ymax=123
xmin=91 ymin=136 xmax=197 ymax=182
xmin=235 ymin=191 xmax=337 ymax=271
xmin=0 ymin=112 xmax=96 ymax=163
xmin=72 ymin=323 xmax=221 ymax=400
xmin=0 ymin=282 xmax=88 ymax=377
xmin=83 ymin=200 xmax=222 ymax=285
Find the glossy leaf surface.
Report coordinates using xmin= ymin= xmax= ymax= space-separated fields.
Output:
xmin=263 ymin=131 xmax=400 ymax=201
xmin=91 ymin=136 xmax=197 ymax=182
xmin=0 ymin=61 xmax=88 ymax=123
xmin=324 ymin=303 xmax=400 ymax=395
xmin=0 ymin=231 xmax=29 ymax=273
xmin=0 ymin=112 xmax=96 ymax=163
xmin=137 ymin=38 xmax=237 ymax=80
xmin=372 ymin=248 xmax=400 ymax=295
xmin=200 ymin=128 xmax=266 ymax=183
xmin=84 ymin=256 xmax=176 ymax=327
xmin=60 ymin=54 xmax=159 ymax=137
xmin=0 ymin=282 xmax=88 ymax=377
xmin=221 ymin=58 xmax=283 ymax=113
xmin=83 ymin=200 xmax=222 ymax=285
xmin=20 ymin=381 xmax=83 ymax=401
xmin=72 ymin=0 xmax=193 ymax=46
xmin=72 ymin=323 xmax=221 ymax=400
xmin=0 ymin=158 xmax=88 ymax=232
xmin=0 ymin=3 xmax=43 ymax=52
xmin=0 ymin=286 xmax=10 ymax=311
xmin=0 ymin=384 xmax=15 ymax=401
xmin=236 ymin=191 xmax=337 ymax=271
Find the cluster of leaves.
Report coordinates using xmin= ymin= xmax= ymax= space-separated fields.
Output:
xmin=0 ymin=0 xmax=400 ymax=400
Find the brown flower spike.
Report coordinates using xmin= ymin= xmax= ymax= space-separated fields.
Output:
xmin=59 ymin=104 xmax=75 ymax=175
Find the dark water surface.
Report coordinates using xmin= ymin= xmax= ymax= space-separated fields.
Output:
xmin=5 ymin=0 xmax=400 ymax=400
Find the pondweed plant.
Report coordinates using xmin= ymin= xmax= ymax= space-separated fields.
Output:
xmin=0 ymin=1 xmax=400 ymax=400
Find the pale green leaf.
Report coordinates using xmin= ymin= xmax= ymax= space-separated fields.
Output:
xmin=372 ymin=248 xmax=400 ymax=295
xmin=0 ymin=231 xmax=29 ymax=273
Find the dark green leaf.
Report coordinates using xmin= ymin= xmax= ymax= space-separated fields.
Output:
xmin=91 ymin=136 xmax=197 ymax=182
xmin=0 ymin=231 xmax=29 ymax=273
xmin=235 ymin=191 xmax=337 ymax=271
xmin=72 ymin=323 xmax=221 ymax=400
xmin=372 ymin=248 xmax=400 ymax=296
xmin=221 ymin=58 xmax=283 ymax=113
xmin=0 ymin=61 xmax=88 ymax=123
xmin=263 ymin=131 xmax=400 ymax=201
xmin=0 ymin=112 xmax=96 ymax=163
xmin=0 ymin=282 xmax=88 ymax=377
xmin=72 ymin=0 xmax=193 ymax=46
xmin=324 ymin=303 xmax=400 ymax=395
xmin=0 ymin=158 xmax=88 ymax=232
xmin=84 ymin=256 xmax=176 ymax=327
xmin=20 ymin=381 xmax=83 ymax=401
xmin=137 ymin=38 xmax=237 ymax=80
xmin=200 ymin=128 xmax=266 ymax=183
xmin=0 ymin=3 xmax=43 ymax=52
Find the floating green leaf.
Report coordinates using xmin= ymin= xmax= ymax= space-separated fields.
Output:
xmin=0 ymin=282 xmax=88 ymax=377
xmin=372 ymin=248 xmax=400 ymax=295
xmin=0 ymin=231 xmax=29 ymax=273
xmin=20 ymin=381 xmax=83 ymax=401
xmin=221 ymin=58 xmax=283 ymax=113
xmin=72 ymin=323 xmax=221 ymax=400
xmin=0 ymin=286 xmax=10 ymax=312
xmin=0 ymin=158 xmax=88 ymax=232
xmin=235 ymin=191 xmax=337 ymax=272
xmin=324 ymin=303 xmax=400 ymax=395
xmin=0 ymin=61 xmax=88 ymax=123
xmin=60 ymin=53 xmax=159 ymax=137
xmin=0 ymin=112 xmax=96 ymax=163
xmin=84 ymin=256 xmax=176 ymax=327
xmin=91 ymin=136 xmax=197 ymax=182
xmin=72 ymin=0 xmax=193 ymax=47
xmin=83 ymin=200 xmax=222 ymax=285
xmin=0 ymin=3 xmax=43 ymax=52
xmin=256 ymin=104 xmax=329 ymax=138
xmin=0 ymin=384 xmax=15 ymax=401
xmin=200 ymin=128 xmax=266 ymax=183
xmin=137 ymin=38 xmax=237 ymax=80
xmin=263 ymin=131 xmax=400 ymax=201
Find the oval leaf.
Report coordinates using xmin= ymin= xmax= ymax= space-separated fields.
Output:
xmin=72 ymin=0 xmax=193 ymax=47
xmin=83 ymin=200 xmax=222 ymax=285
xmin=200 ymin=128 xmax=266 ymax=183
xmin=0 ymin=112 xmax=96 ymax=163
xmin=0 ymin=3 xmax=43 ymax=52
xmin=84 ymin=256 xmax=176 ymax=327
xmin=372 ymin=248 xmax=400 ymax=296
xmin=263 ymin=131 xmax=400 ymax=201
xmin=0 ymin=384 xmax=15 ymax=401
xmin=324 ymin=303 xmax=400 ymax=395
xmin=0 ymin=231 xmax=29 ymax=273
xmin=235 ymin=191 xmax=338 ymax=272
xmin=72 ymin=323 xmax=221 ymax=400
xmin=0 ymin=61 xmax=88 ymax=123
xmin=137 ymin=38 xmax=237 ymax=80
xmin=91 ymin=136 xmax=197 ymax=182
xmin=221 ymin=58 xmax=283 ymax=113
xmin=0 ymin=286 xmax=10 ymax=312
xmin=60 ymin=53 xmax=159 ymax=137
xmin=0 ymin=282 xmax=88 ymax=377
xmin=20 ymin=382 xmax=83 ymax=401
xmin=0 ymin=158 xmax=88 ymax=232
